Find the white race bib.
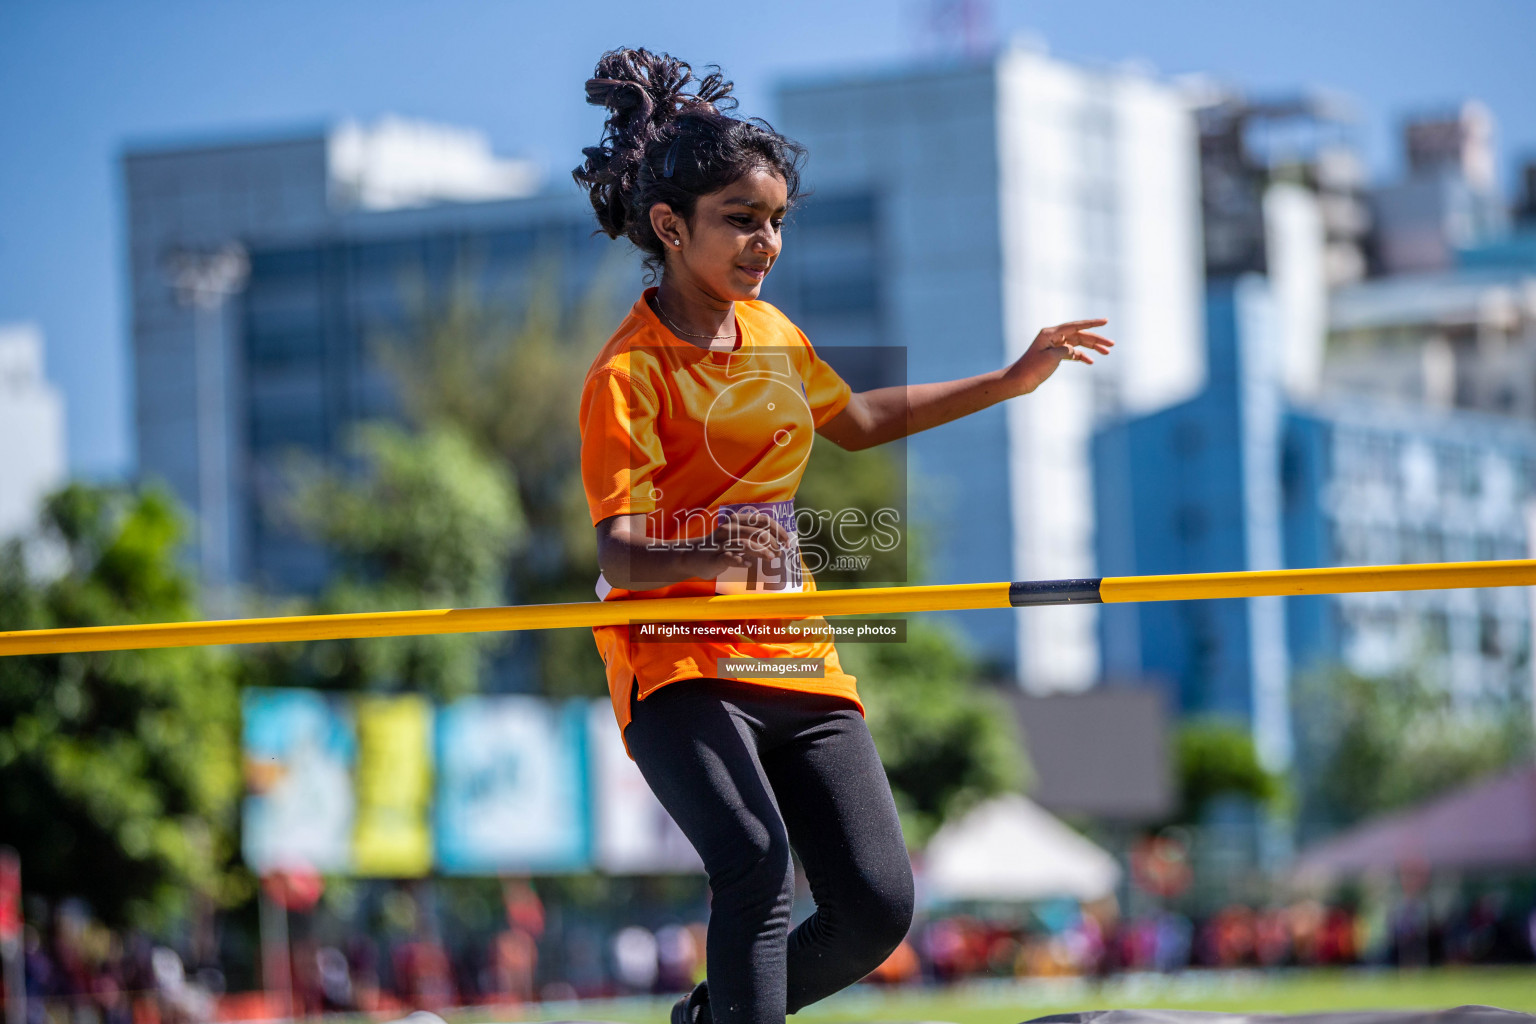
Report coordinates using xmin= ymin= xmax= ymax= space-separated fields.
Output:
xmin=714 ymin=499 xmax=804 ymax=595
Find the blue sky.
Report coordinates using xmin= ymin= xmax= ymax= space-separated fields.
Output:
xmin=2 ymin=0 xmax=1534 ymax=479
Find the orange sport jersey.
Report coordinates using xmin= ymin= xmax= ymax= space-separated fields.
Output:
xmin=579 ymin=288 xmax=862 ymax=744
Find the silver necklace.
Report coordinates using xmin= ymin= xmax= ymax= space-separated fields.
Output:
xmin=653 ymin=293 xmax=737 ymax=344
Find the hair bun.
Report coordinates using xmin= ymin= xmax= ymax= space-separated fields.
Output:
xmin=585 ymin=49 xmax=688 ymax=123
xmin=584 ymin=77 xmax=655 ymax=123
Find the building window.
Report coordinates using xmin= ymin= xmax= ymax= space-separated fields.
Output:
xmin=1423 ymin=610 xmax=1450 ymax=655
xmin=1437 ymin=446 xmax=1479 ymax=496
xmin=1423 ymin=527 xmax=1445 ymax=562
xmin=248 ymin=325 xmax=322 ymax=369
xmin=1479 ymin=614 xmax=1502 ymax=658
xmin=250 ymin=247 xmax=320 ymax=283
xmin=795 ymin=194 xmax=877 ymax=230
xmin=1328 ymin=521 xmax=1347 ymax=564
xmin=251 ymin=405 xmax=326 ymax=451
xmin=1172 ymin=420 xmax=1204 ymax=456
xmin=801 ymin=270 xmax=879 ymax=315
xmin=1511 ymin=621 xmax=1531 ymax=668
xmin=352 ymin=239 xmax=427 ymax=278
xmin=1175 ymin=505 xmax=1208 ymax=544
xmin=480 ymin=229 xmax=537 ymax=264
xmin=1443 ymin=531 xmax=1474 ymax=562
xmin=1346 ymin=432 xmax=1401 ymax=486
xmin=1517 ymin=457 xmax=1536 ymax=498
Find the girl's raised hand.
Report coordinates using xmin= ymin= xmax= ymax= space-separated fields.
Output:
xmin=1003 ymin=318 xmax=1114 ymax=395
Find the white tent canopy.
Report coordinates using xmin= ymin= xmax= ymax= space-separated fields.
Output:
xmin=921 ymin=794 xmax=1122 ymax=903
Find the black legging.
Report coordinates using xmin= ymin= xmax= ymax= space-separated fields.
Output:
xmin=624 ymin=677 xmax=914 ymax=1024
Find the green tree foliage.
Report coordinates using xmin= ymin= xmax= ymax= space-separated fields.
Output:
xmin=0 ymin=484 xmax=242 ymax=926
xmin=1172 ymin=718 xmax=1283 ymax=825
xmin=382 ymin=272 xmax=615 ymax=589
xmin=1293 ymin=666 xmax=1533 ymax=836
xmin=242 ymin=422 xmax=525 ymax=701
xmin=838 ymin=620 xmax=1031 ymax=847
xmin=377 ymin=272 xmax=619 ymax=696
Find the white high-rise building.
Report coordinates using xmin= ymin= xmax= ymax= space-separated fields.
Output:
xmin=0 ymin=323 xmax=66 ymax=539
xmin=773 ymin=42 xmax=1206 ymax=690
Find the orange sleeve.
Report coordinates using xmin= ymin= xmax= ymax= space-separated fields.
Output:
xmin=796 ymin=329 xmax=853 ymax=428
xmin=580 ymin=367 xmax=666 ymax=526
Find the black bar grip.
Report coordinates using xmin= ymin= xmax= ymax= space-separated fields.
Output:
xmin=1008 ymin=579 xmax=1104 ymax=606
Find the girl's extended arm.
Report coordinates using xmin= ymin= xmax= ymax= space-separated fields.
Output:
xmin=816 ymin=319 xmax=1113 ymax=451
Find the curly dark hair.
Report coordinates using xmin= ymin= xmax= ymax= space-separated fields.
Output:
xmin=572 ymin=47 xmax=806 ymax=276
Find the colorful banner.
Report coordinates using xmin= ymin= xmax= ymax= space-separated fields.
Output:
xmin=588 ymin=703 xmax=703 ymax=874
xmin=434 ymin=697 xmax=590 ymax=874
xmin=241 ymin=689 xmax=355 ymax=873
xmin=352 ymin=695 xmax=434 ymax=878
xmin=241 ymin=692 xmax=703 ymax=877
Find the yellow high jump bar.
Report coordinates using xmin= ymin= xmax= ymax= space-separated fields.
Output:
xmin=1 ymin=559 xmax=1534 ymax=658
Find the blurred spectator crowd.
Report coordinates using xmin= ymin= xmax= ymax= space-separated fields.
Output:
xmin=8 ymin=885 xmax=1536 ymax=1024
xmin=874 ymin=891 xmax=1536 ymax=986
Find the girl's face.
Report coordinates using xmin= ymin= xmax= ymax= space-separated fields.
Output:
xmin=655 ymin=165 xmax=788 ymax=302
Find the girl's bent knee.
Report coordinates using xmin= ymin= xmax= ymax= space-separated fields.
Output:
xmin=852 ymin=875 xmax=915 ymax=955
xmin=708 ymin=837 xmax=795 ymax=913
xmin=871 ymin=891 xmax=915 ymax=952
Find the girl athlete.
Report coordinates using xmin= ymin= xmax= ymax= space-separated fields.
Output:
xmin=574 ymin=48 xmax=1112 ymax=1024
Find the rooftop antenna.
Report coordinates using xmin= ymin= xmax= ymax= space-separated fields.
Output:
xmin=923 ymin=0 xmax=995 ymax=58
